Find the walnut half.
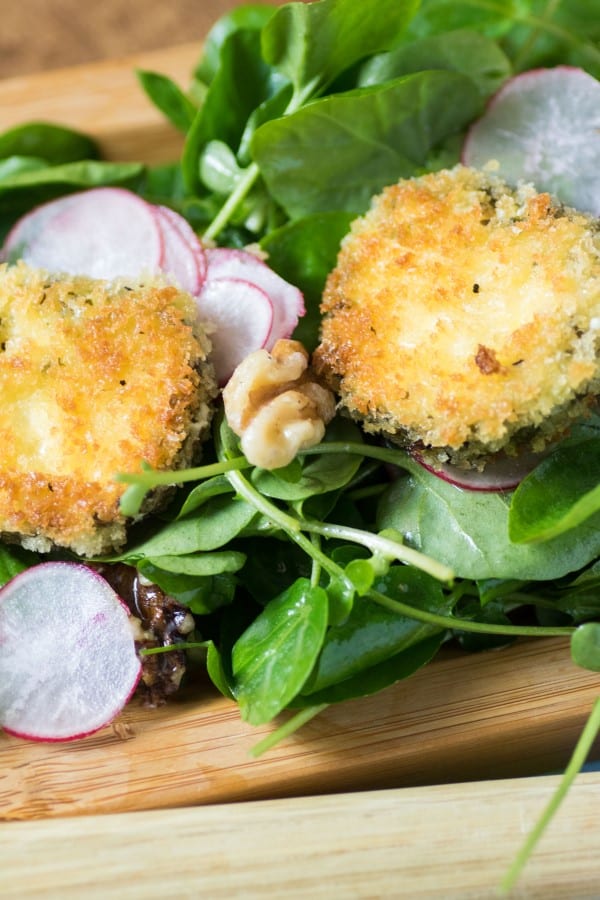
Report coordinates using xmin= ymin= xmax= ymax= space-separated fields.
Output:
xmin=223 ymin=339 xmax=336 ymax=469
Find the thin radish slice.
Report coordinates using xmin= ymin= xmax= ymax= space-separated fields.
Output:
xmin=0 ymin=562 xmax=141 ymax=742
xmin=155 ymin=205 xmax=207 ymax=294
xmin=463 ymin=66 xmax=600 ymax=215
xmin=206 ymin=247 xmax=305 ymax=348
xmin=19 ymin=187 xmax=163 ymax=279
xmin=2 ymin=194 xmax=79 ymax=263
xmin=412 ymin=449 xmax=545 ymax=493
xmin=195 ymin=276 xmax=274 ymax=384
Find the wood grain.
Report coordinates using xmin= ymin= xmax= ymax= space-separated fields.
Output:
xmin=3 ymin=773 xmax=600 ymax=898
xmin=0 ymin=44 xmax=599 ymax=826
xmin=2 ymin=638 xmax=600 ymax=820
xmin=0 ymin=44 xmax=200 ymax=164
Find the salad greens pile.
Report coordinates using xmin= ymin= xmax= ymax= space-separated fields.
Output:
xmin=1 ymin=0 xmax=600 ymax=886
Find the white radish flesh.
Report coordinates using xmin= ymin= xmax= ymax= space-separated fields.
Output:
xmin=195 ymin=276 xmax=274 ymax=384
xmin=463 ymin=66 xmax=600 ymax=216
xmin=2 ymin=194 xmax=79 ymax=263
xmin=155 ymin=205 xmax=207 ymax=295
xmin=206 ymin=247 xmax=305 ymax=348
xmin=17 ymin=187 xmax=163 ymax=279
xmin=0 ymin=562 xmax=141 ymax=742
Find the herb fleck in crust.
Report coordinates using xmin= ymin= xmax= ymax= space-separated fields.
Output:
xmin=0 ymin=262 xmax=216 ymax=556
xmin=314 ymin=165 xmax=600 ymax=466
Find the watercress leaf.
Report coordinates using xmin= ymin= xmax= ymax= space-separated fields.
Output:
xmin=0 ymin=160 xmax=144 ymax=222
xmin=232 ymin=578 xmax=329 ymax=724
xmin=0 ymin=160 xmax=143 ymax=192
xmin=122 ymin=495 xmax=258 ymax=558
xmin=238 ymin=82 xmax=294 ymax=166
xmin=0 ymin=543 xmax=39 ymax=588
xmin=509 ymin=437 xmax=600 ymax=543
xmin=143 ymin=551 xmax=246 ymax=576
xmin=378 ymin=471 xmax=600 ymax=581
xmin=358 ymin=29 xmax=512 ymax=99
xmin=251 ymin=440 xmax=362 ymax=500
xmin=500 ymin=0 xmax=600 ymax=76
xmin=183 ymin=28 xmax=287 ymax=192
xmin=260 ymin=210 xmax=354 ymax=350
xmin=139 ymin=162 xmax=187 ymax=205
xmin=199 ymin=139 xmax=246 ymax=195
xmin=194 ymin=3 xmax=277 ymax=85
xmin=0 ymin=157 xmax=47 ymax=183
xmin=571 ymin=622 xmax=600 ymax=672
xmin=251 ymin=71 xmax=482 ymax=219
xmin=136 ymin=70 xmax=198 ymax=133
xmin=292 ymin=632 xmax=444 ymax=705
xmin=406 ymin=0 xmax=524 ymax=40
xmin=326 ymin=572 xmax=356 ymax=626
xmin=177 ymin=475 xmax=234 ymax=518
xmin=236 ymin=538 xmax=312 ymax=605
xmin=206 ymin=640 xmax=236 ymax=699
xmin=302 ymin=565 xmax=449 ymax=694
xmin=138 ymin=561 xmax=237 ymax=614
xmin=0 ymin=122 xmax=99 ymax=164
xmin=261 ymin=0 xmax=420 ymax=95
xmin=477 ymin=578 xmax=528 ymax=606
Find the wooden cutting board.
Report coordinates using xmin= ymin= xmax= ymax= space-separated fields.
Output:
xmin=3 ymin=773 xmax=600 ymax=898
xmin=1 ymin=46 xmax=600 ymax=823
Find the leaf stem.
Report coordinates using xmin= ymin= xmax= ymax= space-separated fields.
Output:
xmin=249 ymin=703 xmax=329 ymax=757
xmin=367 ymin=587 xmax=574 ymax=638
xmin=304 ymin=520 xmax=454 ymax=583
xmin=225 ymin=467 xmax=354 ymax=591
xmin=116 ymin=456 xmax=251 ymax=488
xmin=500 ymin=696 xmax=600 ymax=893
xmin=202 ymin=161 xmax=261 ymax=242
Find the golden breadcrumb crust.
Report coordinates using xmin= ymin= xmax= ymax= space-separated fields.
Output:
xmin=0 ymin=262 xmax=216 ymax=556
xmin=314 ymin=165 xmax=600 ymax=463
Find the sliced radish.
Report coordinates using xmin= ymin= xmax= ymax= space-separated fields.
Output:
xmin=463 ymin=66 xmax=600 ymax=215
xmin=206 ymin=247 xmax=305 ymax=348
xmin=412 ymin=449 xmax=545 ymax=493
xmin=155 ymin=205 xmax=207 ymax=295
xmin=17 ymin=187 xmax=163 ymax=279
xmin=2 ymin=194 xmax=79 ymax=263
xmin=195 ymin=276 xmax=274 ymax=384
xmin=0 ymin=562 xmax=141 ymax=742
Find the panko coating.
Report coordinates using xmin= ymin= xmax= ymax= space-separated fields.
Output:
xmin=314 ymin=165 xmax=600 ymax=466
xmin=0 ymin=262 xmax=216 ymax=556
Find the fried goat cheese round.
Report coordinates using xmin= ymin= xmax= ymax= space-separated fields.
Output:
xmin=313 ymin=165 xmax=600 ymax=466
xmin=0 ymin=262 xmax=216 ymax=557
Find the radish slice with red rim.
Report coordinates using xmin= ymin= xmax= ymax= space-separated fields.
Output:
xmin=0 ymin=562 xmax=141 ymax=742
xmin=2 ymin=194 xmax=79 ymax=263
xmin=195 ymin=276 xmax=274 ymax=385
xmin=412 ymin=449 xmax=545 ymax=493
xmin=155 ymin=205 xmax=207 ymax=295
xmin=16 ymin=187 xmax=163 ymax=279
xmin=206 ymin=247 xmax=305 ymax=348
xmin=463 ymin=66 xmax=600 ymax=216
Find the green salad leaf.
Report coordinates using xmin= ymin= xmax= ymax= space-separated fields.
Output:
xmin=2 ymin=0 xmax=600 ymax=885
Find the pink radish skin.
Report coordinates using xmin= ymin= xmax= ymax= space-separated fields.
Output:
xmin=205 ymin=247 xmax=305 ymax=349
xmin=0 ymin=562 xmax=141 ymax=742
xmin=17 ymin=187 xmax=163 ymax=279
xmin=2 ymin=191 xmax=306 ymax=385
xmin=195 ymin=276 xmax=274 ymax=385
xmin=412 ymin=450 xmax=545 ymax=493
xmin=154 ymin=206 xmax=206 ymax=295
xmin=155 ymin=205 xmax=207 ymax=294
xmin=463 ymin=66 xmax=600 ymax=216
